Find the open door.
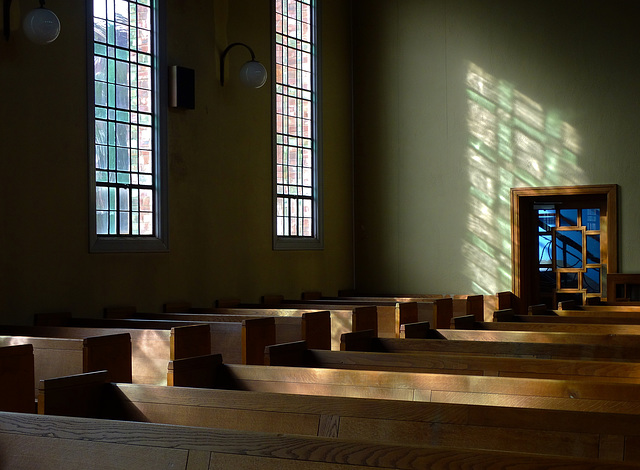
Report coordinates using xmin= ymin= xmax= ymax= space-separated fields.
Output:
xmin=511 ymin=184 xmax=618 ymax=313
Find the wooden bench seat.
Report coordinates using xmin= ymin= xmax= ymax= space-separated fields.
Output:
xmin=0 ymin=344 xmax=34 ymax=413
xmin=265 ymin=339 xmax=640 ymax=383
xmin=168 ymin=353 xmax=640 ymax=414
xmin=224 ymin=295 xmax=416 ymax=338
xmin=1 ymin=323 xmax=207 ymax=385
xmin=498 ymin=312 xmax=640 ymax=325
xmin=480 ymin=312 xmax=640 ymax=335
xmin=34 ymin=314 xmax=287 ymax=366
xmin=313 ymin=292 xmax=485 ymax=322
xmin=278 ymin=298 xmax=422 ymax=337
xmin=406 ymin=319 xmax=640 ymax=348
xmin=206 ymin=304 xmax=378 ymax=349
xmin=36 ymin=370 xmax=640 ymax=463
xmin=557 ymin=307 xmax=640 ymax=317
xmin=0 ymin=330 xmax=131 ymax=398
xmin=343 ymin=328 xmax=640 ymax=361
xmin=1 ymin=411 xmax=635 ymax=470
xmin=105 ymin=310 xmax=332 ymax=350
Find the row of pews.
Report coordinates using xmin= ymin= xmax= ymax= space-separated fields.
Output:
xmin=3 ymin=291 xmax=640 ymax=467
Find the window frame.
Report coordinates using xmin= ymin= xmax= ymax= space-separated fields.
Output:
xmin=272 ymin=0 xmax=323 ymax=251
xmin=511 ymin=184 xmax=618 ymax=311
xmin=87 ymin=0 xmax=169 ymax=253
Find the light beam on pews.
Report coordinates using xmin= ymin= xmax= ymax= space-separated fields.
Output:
xmin=463 ymin=62 xmax=587 ymax=295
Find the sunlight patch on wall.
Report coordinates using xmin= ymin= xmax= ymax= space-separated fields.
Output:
xmin=463 ymin=62 xmax=586 ymax=295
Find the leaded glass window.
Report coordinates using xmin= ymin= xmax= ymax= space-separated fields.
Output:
xmin=273 ymin=0 xmax=322 ymax=249
xmin=90 ymin=0 xmax=167 ymax=251
xmin=536 ymin=205 xmax=605 ymax=305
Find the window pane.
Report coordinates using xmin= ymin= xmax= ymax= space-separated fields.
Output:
xmin=92 ymin=0 xmax=158 ymax=238
xmin=586 ymin=234 xmax=600 ymax=264
xmin=538 ymin=234 xmax=552 ymax=265
xmin=582 ymin=208 xmax=600 ymax=231
xmin=560 ymin=272 xmax=579 ymax=289
xmin=556 ymin=230 xmax=583 ymax=269
xmin=275 ymin=0 xmax=315 ymax=239
xmin=584 ymin=268 xmax=600 ymax=293
xmin=559 ymin=208 xmax=578 ymax=227
xmin=537 ymin=208 xmax=555 ymax=232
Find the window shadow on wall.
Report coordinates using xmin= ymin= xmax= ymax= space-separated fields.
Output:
xmin=462 ymin=62 xmax=587 ymax=295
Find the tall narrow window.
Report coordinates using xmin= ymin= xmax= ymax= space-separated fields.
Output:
xmin=273 ymin=0 xmax=323 ymax=249
xmin=89 ymin=0 xmax=167 ymax=252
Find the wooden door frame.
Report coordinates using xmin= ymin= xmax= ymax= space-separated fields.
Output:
xmin=511 ymin=184 xmax=618 ymax=314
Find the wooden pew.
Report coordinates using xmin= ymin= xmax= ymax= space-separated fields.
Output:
xmin=1 ymin=411 xmax=635 ymax=470
xmin=168 ymin=353 xmax=640 ymax=414
xmin=276 ymin=297 xmax=421 ymax=337
xmin=496 ymin=291 xmax=640 ymax=315
xmin=0 ymin=344 xmax=35 ymax=413
xmin=35 ymin=314 xmax=280 ymax=366
xmin=37 ymin=370 xmax=640 ymax=463
xmin=107 ymin=310 xmax=332 ymax=350
xmin=222 ymin=295 xmax=414 ymax=337
xmin=3 ymin=322 xmax=207 ymax=385
xmin=265 ymin=339 xmax=640 ymax=383
xmin=493 ymin=310 xmax=640 ymax=325
xmin=312 ymin=292 xmax=485 ymax=322
xmin=343 ymin=328 xmax=640 ymax=361
xmin=405 ymin=319 xmax=640 ymax=348
xmin=206 ymin=303 xmax=378 ymax=350
xmin=0 ymin=330 xmax=131 ymax=398
xmin=480 ymin=310 xmax=640 ymax=335
xmin=557 ymin=300 xmax=640 ymax=317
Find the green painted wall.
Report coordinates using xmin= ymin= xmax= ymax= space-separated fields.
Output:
xmin=352 ymin=0 xmax=640 ymax=295
xmin=0 ymin=0 xmax=353 ymax=322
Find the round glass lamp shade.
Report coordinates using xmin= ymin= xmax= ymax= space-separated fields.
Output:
xmin=23 ymin=7 xmax=61 ymax=45
xmin=239 ymin=60 xmax=267 ymax=88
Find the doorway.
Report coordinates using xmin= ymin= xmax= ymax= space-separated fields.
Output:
xmin=511 ymin=185 xmax=618 ymax=312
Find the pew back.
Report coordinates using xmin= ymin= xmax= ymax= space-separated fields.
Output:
xmin=168 ymin=354 xmax=640 ymax=414
xmin=0 ymin=323 xmax=206 ymax=385
xmin=208 ymin=305 xmax=377 ymax=349
xmin=37 ymin=370 xmax=640 ymax=463
xmin=2 ymin=411 xmax=636 ymax=469
xmin=105 ymin=310 xmax=331 ymax=350
xmin=265 ymin=340 xmax=640 ymax=383
xmin=343 ymin=329 xmax=640 ymax=361
xmin=0 ymin=344 xmax=35 ymax=413
xmin=0 ymin=332 xmax=131 ymax=397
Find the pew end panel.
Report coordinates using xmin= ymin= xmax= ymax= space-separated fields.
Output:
xmin=168 ymin=353 xmax=225 ymax=388
xmin=402 ymin=321 xmax=432 ymax=339
xmin=301 ymin=311 xmax=332 ymax=350
xmin=492 ymin=308 xmax=516 ymax=322
xmin=0 ymin=344 xmax=35 ymax=413
xmin=351 ymin=306 xmax=379 ymax=337
xmin=340 ymin=329 xmax=376 ymax=352
xmin=433 ymin=298 xmax=454 ymax=329
xmin=242 ymin=317 xmax=276 ymax=365
xmin=82 ymin=333 xmax=133 ymax=383
xmin=265 ymin=340 xmax=312 ymax=366
xmin=466 ymin=294 xmax=485 ymax=321
xmin=38 ymin=370 xmax=110 ymax=418
xmin=452 ymin=314 xmax=477 ymax=329
xmin=170 ymin=324 xmax=212 ymax=360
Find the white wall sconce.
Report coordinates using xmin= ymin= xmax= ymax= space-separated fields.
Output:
xmin=23 ymin=0 xmax=60 ymax=44
xmin=3 ymin=0 xmax=60 ymax=43
xmin=220 ymin=42 xmax=267 ymax=88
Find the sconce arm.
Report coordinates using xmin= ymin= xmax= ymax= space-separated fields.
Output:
xmin=220 ymin=42 xmax=258 ymax=86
